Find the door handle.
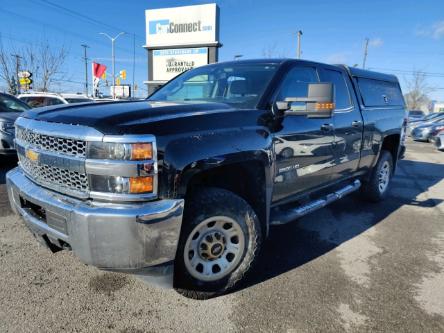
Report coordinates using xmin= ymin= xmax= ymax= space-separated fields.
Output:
xmin=320 ymin=123 xmax=334 ymax=132
xmin=351 ymin=120 xmax=363 ymax=128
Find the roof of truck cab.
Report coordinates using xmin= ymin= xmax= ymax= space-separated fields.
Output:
xmin=213 ymin=59 xmax=398 ymax=82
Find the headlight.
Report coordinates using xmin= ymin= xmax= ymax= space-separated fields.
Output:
xmin=0 ymin=121 xmax=14 ymax=134
xmin=86 ymin=136 xmax=157 ymax=199
xmin=88 ymin=142 xmax=153 ymax=160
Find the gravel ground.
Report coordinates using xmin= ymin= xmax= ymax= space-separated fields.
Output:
xmin=0 ymin=139 xmax=444 ymax=332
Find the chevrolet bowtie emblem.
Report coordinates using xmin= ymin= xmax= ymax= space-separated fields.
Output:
xmin=26 ymin=149 xmax=39 ymax=162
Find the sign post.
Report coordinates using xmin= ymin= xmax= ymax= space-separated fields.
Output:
xmin=18 ymin=71 xmax=32 ymax=91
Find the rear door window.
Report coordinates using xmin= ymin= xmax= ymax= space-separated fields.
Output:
xmin=356 ymin=78 xmax=404 ymax=107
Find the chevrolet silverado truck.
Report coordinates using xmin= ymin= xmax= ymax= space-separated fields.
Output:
xmin=7 ymin=59 xmax=406 ymax=299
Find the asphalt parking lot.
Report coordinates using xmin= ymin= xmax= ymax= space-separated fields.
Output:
xmin=1 ymin=140 xmax=444 ymax=333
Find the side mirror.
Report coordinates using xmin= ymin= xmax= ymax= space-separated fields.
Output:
xmin=274 ymin=83 xmax=335 ymax=118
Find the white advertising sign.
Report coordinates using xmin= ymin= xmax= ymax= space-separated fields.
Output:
xmin=110 ymin=85 xmax=131 ymax=98
xmin=152 ymin=48 xmax=208 ymax=81
xmin=145 ymin=4 xmax=218 ymax=47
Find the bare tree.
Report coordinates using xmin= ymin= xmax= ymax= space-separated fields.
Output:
xmin=403 ymin=71 xmax=434 ymax=111
xmin=0 ymin=43 xmax=19 ymax=94
xmin=22 ymin=42 xmax=68 ymax=92
xmin=261 ymin=42 xmax=287 ymax=58
xmin=262 ymin=42 xmax=278 ymax=58
xmin=0 ymin=40 xmax=68 ymax=93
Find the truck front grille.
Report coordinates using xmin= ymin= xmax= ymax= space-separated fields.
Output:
xmin=14 ymin=117 xmax=158 ymax=202
xmin=18 ymin=155 xmax=89 ymax=197
xmin=16 ymin=126 xmax=87 ymax=158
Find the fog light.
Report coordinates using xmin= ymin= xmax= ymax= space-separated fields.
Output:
xmin=129 ymin=176 xmax=153 ymax=193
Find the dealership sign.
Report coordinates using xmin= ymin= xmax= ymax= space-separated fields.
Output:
xmin=152 ymin=48 xmax=208 ymax=81
xmin=145 ymin=4 xmax=218 ymax=47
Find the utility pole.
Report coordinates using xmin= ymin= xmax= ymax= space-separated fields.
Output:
xmin=297 ymin=30 xmax=303 ymax=59
xmin=362 ymin=38 xmax=369 ymax=69
xmin=81 ymin=44 xmax=90 ymax=96
xmin=11 ymin=54 xmax=22 ymax=94
xmin=99 ymin=32 xmax=125 ymax=99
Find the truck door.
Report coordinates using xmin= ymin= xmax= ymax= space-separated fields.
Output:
xmin=319 ymin=67 xmax=363 ymax=182
xmin=272 ymin=65 xmax=336 ymax=203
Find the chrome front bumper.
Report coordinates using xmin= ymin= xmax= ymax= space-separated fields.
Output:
xmin=7 ymin=167 xmax=184 ymax=283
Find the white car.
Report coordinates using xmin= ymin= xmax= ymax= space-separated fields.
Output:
xmin=17 ymin=92 xmax=92 ymax=108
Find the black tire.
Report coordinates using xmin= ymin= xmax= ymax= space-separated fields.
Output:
xmin=361 ymin=150 xmax=394 ymax=202
xmin=174 ymin=187 xmax=262 ymax=300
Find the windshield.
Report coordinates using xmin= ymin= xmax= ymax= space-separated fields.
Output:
xmin=149 ymin=63 xmax=278 ymax=108
xmin=0 ymin=94 xmax=30 ymax=112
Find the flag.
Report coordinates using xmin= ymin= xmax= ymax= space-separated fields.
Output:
xmin=92 ymin=62 xmax=107 ymax=98
xmin=93 ymin=62 xmax=107 ymax=78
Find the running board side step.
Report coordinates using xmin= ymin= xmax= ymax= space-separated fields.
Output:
xmin=270 ymin=180 xmax=361 ymax=226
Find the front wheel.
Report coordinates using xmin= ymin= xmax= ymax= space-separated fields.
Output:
xmin=174 ymin=187 xmax=262 ymax=300
xmin=361 ymin=150 xmax=394 ymax=202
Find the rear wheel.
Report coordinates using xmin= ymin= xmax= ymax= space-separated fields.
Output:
xmin=361 ymin=150 xmax=394 ymax=202
xmin=174 ymin=187 xmax=262 ymax=300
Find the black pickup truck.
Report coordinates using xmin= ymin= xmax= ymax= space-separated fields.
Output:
xmin=7 ymin=59 xmax=406 ymax=299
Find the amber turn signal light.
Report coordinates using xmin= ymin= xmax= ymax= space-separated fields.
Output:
xmin=129 ymin=176 xmax=153 ymax=193
xmin=130 ymin=143 xmax=153 ymax=160
xmin=315 ymin=102 xmax=335 ymax=111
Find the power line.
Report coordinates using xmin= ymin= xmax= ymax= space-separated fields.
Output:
xmin=34 ymin=0 xmax=145 ymax=43
xmin=0 ymin=8 xmax=139 ymax=56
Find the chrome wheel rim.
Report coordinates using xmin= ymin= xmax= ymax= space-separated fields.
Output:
xmin=378 ymin=161 xmax=391 ymax=193
xmin=184 ymin=216 xmax=245 ymax=282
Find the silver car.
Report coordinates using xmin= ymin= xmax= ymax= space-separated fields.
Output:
xmin=433 ymin=132 xmax=444 ymax=151
xmin=408 ymin=112 xmax=444 ymax=136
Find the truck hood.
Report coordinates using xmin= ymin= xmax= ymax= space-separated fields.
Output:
xmin=22 ymin=100 xmax=264 ymax=136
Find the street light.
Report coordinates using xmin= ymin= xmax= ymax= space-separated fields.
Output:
xmin=234 ymin=54 xmax=243 ymax=60
xmin=99 ymin=32 xmax=125 ymax=99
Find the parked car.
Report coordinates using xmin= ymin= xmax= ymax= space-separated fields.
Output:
xmin=0 ymin=92 xmax=30 ymax=156
xmin=408 ymin=112 xmax=444 ymax=136
xmin=411 ymin=118 xmax=444 ymax=141
xmin=6 ymin=59 xmax=406 ymax=299
xmin=433 ymin=131 xmax=444 ymax=151
xmin=17 ymin=92 xmax=92 ymax=108
xmin=408 ymin=110 xmax=425 ymax=122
